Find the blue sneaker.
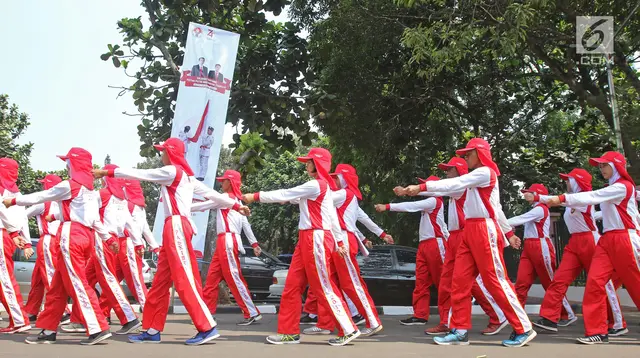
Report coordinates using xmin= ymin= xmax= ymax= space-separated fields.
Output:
xmin=185 ymin=327 xmax=220 ymax=346
xmin=502 ymin=330 xmax=537 ymax=347
xmin=433 ymin=330 xmax=469 ymax=345
xmin=128 ymin=331 xmax=161 ymax=344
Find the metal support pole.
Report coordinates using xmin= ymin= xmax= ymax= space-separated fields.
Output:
xmin=606 ymin=54 xmax=624 ymax=155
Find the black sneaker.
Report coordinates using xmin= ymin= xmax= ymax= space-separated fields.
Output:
xmin=399 ymin=317 xmax=427 ymax=326
xmin=608 ymin=327 xmax=628 ymax=337
xmin=576 ymin=334 xmax=608 ymax=345
xmin=328 ymin=330 xmax=361 ymax=346
xmin=28 ymin=314 xmax=38 ymax=322
xmin=80 ymin=330 xmax=112 ymax=345
xmin=532 ymin=318 xmax=558 ymax=332
xmin=60 ymin=313 xmax=71 ymax=325
xmin=25 ymin=330 xmax=57 ymax=345
xmin=300 ymin=314 xmax=318 ymax=325
xmin=106 ymin=317 xmax=112 ymax=325
xmin=351 ymin=314 xmax=366 ymax=326
xmin=237 ymin=314 xmax=262 ymax=326
xmin=116 ymin=319 xmax=142 ymax=335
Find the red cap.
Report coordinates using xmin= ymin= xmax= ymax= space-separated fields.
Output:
xmin=297 ymin=147 xmax=336 ymax=190
xmin=330 ymin=164 xmax=362 ymax=200
xmin=589 ymin=151 xmax=635 ymax=186
xmin=559 ymin=168 xmax=592 ymax=191
xmin=0 ymin=158 xmax=19 ymax=193
xmin=38 ymin=174 xmax=63 ymax=190
xmin=57 ymin=148 xmax=94 ymax=190
xmin=216 ymin=170 xmax=242 ymax=199
xmin=418 ymin=175 xmax=441 ymax=183
xmin=455 ymin=138 xmax=500 ymax=176
xmin=521 ymin=183 xmax=548 ymax=195
xmin=437 ymin=157 xmax=468 ymax=175
xmin=154 ymin=137 xmax=194 ymax=176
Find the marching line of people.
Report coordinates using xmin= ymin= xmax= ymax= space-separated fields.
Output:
xmin=0 ymin=136 xmax=638 ymax=349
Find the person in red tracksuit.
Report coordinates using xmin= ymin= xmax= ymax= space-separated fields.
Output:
xmin=396 ymin=157 xmax=508 ymax=336
xmin=507 ymin=184 xmax=576 ymax=325
xmin=0 ymin=158 xmax=33 ymax=334
xmin=242 ymin=147 xmax=360 ymax=346
xmin=531 ymin=168 xmax=627 ymax=336
xmin=23 ymin=174 xmax=72 ymax=325
xmin=90 ymin=164 xmax=141 ymax=335
xmin=542 ymin=151 xmax=640 ymax=345
xmin=93 ymin=137 xmax=250 ymax=346
xmin=7 ymin=148 xmax=115 ymax=345
xmin=376 ymin=176 xmax=448 ymax=327
xmin=191 ymin=169 xmax=263 ymax=326
xmin=404 ymin=138 xmax=535 ymax=348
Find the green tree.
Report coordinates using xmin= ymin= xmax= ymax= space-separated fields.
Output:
xmin=102 ymin=0 xmax=316 ymax=168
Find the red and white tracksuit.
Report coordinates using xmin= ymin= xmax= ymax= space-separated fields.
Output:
xmin=191 ymin=197 xmax=261 ymax=319
xmin=16 ymin=180 xmax=110 ymax=335
xmin=0 ymin=189 xmax=31 ymax=328
xmin=421 ymin=190 xmax=506 ymax=327
xmin=420 ymin=167 xmax=532 ymax=334
xmin=537 ymin=202 xmax=625 ymax=329
xmin=254 ymin=179 xmax=357 ymax=336
xmin=387 ymin=197 xmax=448 ymax=322
xmin=558 ymin=180 xmax=640 ymax=336
xmin=508 ymin=203 xmax=575 ymax=320
xmin=110 ymin=165 xmax=240 ymax=332
xmin=23 ymin=202 xmax=68 ymax=317
xmin=89 ymin=189 xmax=138 ymax=325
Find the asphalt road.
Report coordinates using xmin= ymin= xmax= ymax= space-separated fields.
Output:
xmin=1 ymin=313 xmax=639 ymax=358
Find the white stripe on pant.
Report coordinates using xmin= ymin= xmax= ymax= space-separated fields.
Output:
xmin=224 ymin=233 xmax=259 ymax=318
xmin=125 ymin=238 xmax=146 ymax=308
xmin=0 ymin=234 xmax=25 ymax=327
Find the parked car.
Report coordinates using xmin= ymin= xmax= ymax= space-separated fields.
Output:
xmin=269 ymin=245 xmax=438 ymax=306
xmin=197 ymin=246 xmax=289 ymax=301
xmin=13 ymin=239 xmax=155 ymax=303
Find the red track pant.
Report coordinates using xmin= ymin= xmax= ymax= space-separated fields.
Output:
xmin=583 ymin=229 xmax=640 ymax=336
xmin=35 ymin=222 xmax=109 ymax=335
xmin=311 ymin=232 xmax=380 ymax=330
xmin=439 ymin=230 xmax=506 ymax=326
xmin=142 ymin=216 xmax=215 ymax=332
xmin=24 ymin=234 xmax=72 ymax=317
xmin=515 ymin=238 xmax=575 ymax=320
xmin=412 ymin=238 xmax=446 ymax=321
xmin=539 ymin=231 xmax=625 ymax=329
xmin=450 ymin=218 xmax=532 ymax=334
xmin=0 ymin=229 xmax=29 ymax=327
xmin=277 ymin=229 xmax=356 ymax=336
xmin=114 ymin=237 xmax=148 ymax=308
xmin=203 ymin=233 xmax=260 ymax=318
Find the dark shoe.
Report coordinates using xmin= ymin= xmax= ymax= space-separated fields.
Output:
xmin=59 ymin=313 xmax=71 ymax=325
xmin=237 ymin=314 xmax=262 ymax=326
xmin=300 ymin=314 xmax=318 ymax=325
xmin=28 ymin=314 xmax=38 ymax=322
xmin=576 ymin=334 xmax=608 ymax=345
xmin=328 ymin=330 xmax=361 ymax=346
xmin=557 ymin=316 xmax=578 ymax=327
xmin=116 ymin=319 xmax=142 ymax=335
xmin=608 ymin=327 xmax=628 ymax=337
xmin=351 ymin=314 xmax=366 ymax=326
xmin=25 ymin=330 xmax=56 ymax=344
xmin=128 ymin=331 xmax=161 ymax=344
xmin=532 ymin=318 xmax=558 ymax=332
xmin=185 ymin=327 xmax=220 ymax=346
xmin=399 ymin=316 xmax=427 ymax=326
xmin=80 ymin=330 xmax=112 ymax=345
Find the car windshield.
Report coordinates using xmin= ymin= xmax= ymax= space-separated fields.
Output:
xmin=357 ymin=249 xmax=393 ymax=270
xmin=243 ymin=249 xmax=282 ymax=266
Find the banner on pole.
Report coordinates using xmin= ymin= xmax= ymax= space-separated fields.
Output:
xmin=152 ymin=23 xmax=240 ymax=258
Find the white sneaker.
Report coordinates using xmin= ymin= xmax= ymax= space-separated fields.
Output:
xmin=361 ymin=325 xmax=383 ymax=337
xmin=303 ymin=326 xmax=331 ymax=335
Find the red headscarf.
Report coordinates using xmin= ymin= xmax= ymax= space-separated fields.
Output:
xmin=521 ymin=183 xmax=548 ymax=195
xmin=589 ymin=151 xmax=635 ymax=186
xmin=57 ymin=147 xmax=94 ymax=190
xmin=124 ymin=179 xmax=146 ymax=207
xmin=153 ymin=137 xmax=194 ymax=176
xmin=418 ymin=175 xmax=441 ymax=183
xmin=330 ymin=164 xmax=362 ymax=200
xmin=437 ymin=157 xmax=469 ymax=175
xmin=216 ymin=170 xmax=242 ymax=199
xmin=297 ymin=147 xmax=337 ymax=190
xmin=38 ymin=174 xmax=63 ymax=190
xmin=455 ymin=138 xmax=501 ymax=176
xmin=0 ymin=158 xmax=19 ymax=193
xmin=102 ymin=164 xmax=126 ymax=199
xmin=559 ymin=168 xmax=592 ymax=192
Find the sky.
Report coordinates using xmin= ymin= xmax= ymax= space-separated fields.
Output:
xmin=0 ymin=0 xmax=287 ymax=172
